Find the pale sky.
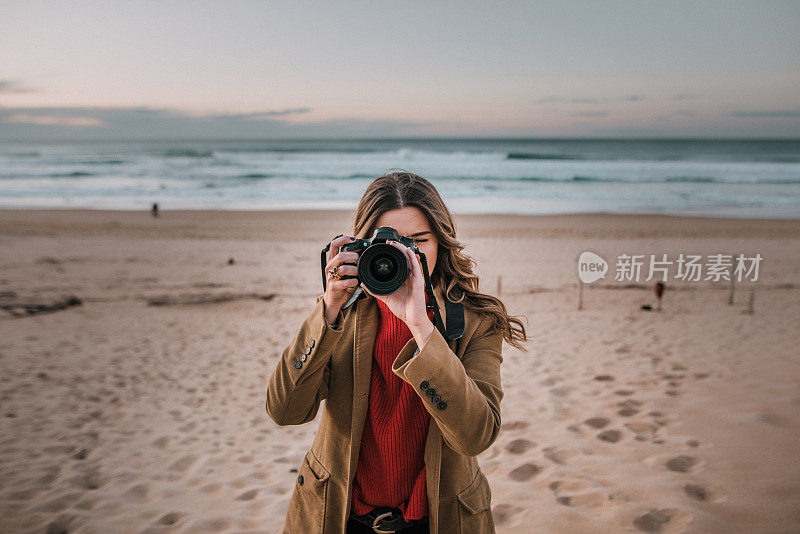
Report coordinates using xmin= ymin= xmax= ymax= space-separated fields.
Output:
xmin=1 ymin=0 xmax=799 ymax=139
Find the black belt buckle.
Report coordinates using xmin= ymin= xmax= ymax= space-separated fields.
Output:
xmin=351 ymin=506 xmax=427 ymax=533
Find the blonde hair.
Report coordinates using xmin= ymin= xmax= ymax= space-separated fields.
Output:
xmin=349 ymin=169 xmax=528 ymax=351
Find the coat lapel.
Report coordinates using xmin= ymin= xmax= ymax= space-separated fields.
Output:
xmin=347 ymin=284 xmax=452 ymax=532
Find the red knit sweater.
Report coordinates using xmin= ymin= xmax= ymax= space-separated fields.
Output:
xmin=351 ymin=294 xmax=436 ymax=521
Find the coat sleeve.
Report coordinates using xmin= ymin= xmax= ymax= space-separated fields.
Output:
xmin=391 ymin=315 xmax=504 ymax=457
xmin=265 ymin=293 xmax=345 ymax=426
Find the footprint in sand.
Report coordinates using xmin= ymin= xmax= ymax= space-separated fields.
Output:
xmin=680 ymin=482 xmax=727 ymax=503
xmin=168 ymin=454 xmax=198 ymax=473
xmin=539 ymin=375 xmax=562 ymax=386
xmin=200 ymin=482 xmax=223 ymax=494
xmin=618 ymin=399 xmax=643 ymax=417
xmin=187 ymin=516 xmax=233 ymax=532
xmin=666 ymin=456 xmax=700 ymax=473
xmin=594 ymin=375 xmax=615 ymax=382
xmin=661 ymin=373 xmax=685 ymax=381
xmin=584 ymin=417 xmax=610 ymax=429
xmin=151 ymin=436 xmax=170 ymax=449
xmin=542 ymin=446 xmax=587 ymax=466
xmin=491 ymin=503 xmax=527 ymax=526
xmin=548 ymin=480 xmax=619 ymax=508
xmin=625 ymin=422 xmax=658 ymax=441
xmin=505 ymin=439 xmax=536 ymax=454
xmin=645 ymin=454 xmax=705 ymax=474
xmin=45 ymin=517 xmax=75 ymax=534
xmin=597 ymin=429 xmax=623 ymax=443
xmin=614 ymin=389 xmax=636 ymax=396
xmin=124 ymin=483 xmax=154 ymax=503
xmin=66 ymin=468 xmax=103 ymax=490
xmin=502 ymin=420 xmax=531 ymax=431
xmin=156 ymin=512 xmax=187 ymax=525
xmin=508 ymin=463 xmax=542 ymax=481
xmin=236 ymin=489 xmax=259 ymax=501
xmin=549 ymin=385 xmax=573 ymax=397
xmin=633 ymin=507 xmax=693 ymax=533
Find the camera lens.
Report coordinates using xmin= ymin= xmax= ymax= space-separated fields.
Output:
xmin=371 ymin=254 xmax=396 ymax=281
xmin=358 ymin=243 xmax=409 ymax=295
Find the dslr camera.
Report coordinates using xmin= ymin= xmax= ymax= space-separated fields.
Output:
xmin=323 ymin=226 xmax=420 ymax=296
xmin=319 ymin=225 xmax=465 ymax=341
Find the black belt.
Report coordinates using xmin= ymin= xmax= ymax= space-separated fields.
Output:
xmin=349 ymin=506 xmax=429 ymax=533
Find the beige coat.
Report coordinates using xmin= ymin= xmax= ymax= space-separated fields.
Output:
xmin=265 ymin=284 xmax=504 ymax=533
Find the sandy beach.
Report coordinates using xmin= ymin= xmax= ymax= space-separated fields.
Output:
xmin=1 ymin=208 xmax=799 ymax=534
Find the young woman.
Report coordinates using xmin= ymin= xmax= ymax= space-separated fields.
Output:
xmin=266 ymin=171 xmax=527 ymax=534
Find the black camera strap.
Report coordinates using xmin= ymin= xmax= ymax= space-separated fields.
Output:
xmin=320 ymin=234 xmax=344 ymax=293
xmin=417 ymin=251 xmax=464 ymax=341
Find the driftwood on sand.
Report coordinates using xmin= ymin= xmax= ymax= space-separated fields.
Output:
xmin=146 ymin=292 xmax=277 ymax=306
xmin=0 ymin=296 xmax=83 ymax=317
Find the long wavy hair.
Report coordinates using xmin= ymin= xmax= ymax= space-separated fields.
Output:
xmin=348 ymin=169 xmax=528 ymax=351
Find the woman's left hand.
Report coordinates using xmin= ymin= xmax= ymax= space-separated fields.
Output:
xmin=360 ymin=241 xmax=432 ymax=331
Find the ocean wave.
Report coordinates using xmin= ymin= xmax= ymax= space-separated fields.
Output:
xmin=76 ymin=159 xmax=127 ymax=165
xmin=161 ymin=149 xmax=214 ymax=158
xmin=665 ymin=176 xmax=717 ymax=182
xmin=49 ymin=171 xmax=97 ymax=177
xmin=506 ymin=152 xmax=581 ymax=160
xmin=3 ymin=151 xmax=41 ymax=158
xmin=237 ymin=173 xmax=275 ymax=179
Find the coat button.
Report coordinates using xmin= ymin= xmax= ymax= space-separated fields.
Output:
xmin=298 ymin=474 xmax=304 ymax=485
xmin=432 ymin=395 xmax=441 ymax=403
xmin=301 ymin=354 xmax=307 ymax=362
xmin=309 ymin=339 xmax=315 ymax=349
xmin=420 ymin=381 xmax=429 ymax=391
xmin=437 ymin=401 xmax=447 ymax=410
xmin=426 ymin=388 xmax=436 ymax=397
xmin=304 ymin=346 xmax=312 ymax=355
xmin=294 ymin=360 xmax=302 ymax=369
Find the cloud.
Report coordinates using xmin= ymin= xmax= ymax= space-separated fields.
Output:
xmin=570 ymin=97 xmax=599 ymax=104
xmin=730 ymin=108 xmax=800 ymax=118
xmin=537 ymin=96 xmax=600 ymax=104
xmin=0 ymin=105 xmax=445 ymax=139
xmin=0 ymin=79 xmax=38 ymax=94
xmin=673 ymin=93 xmax=698 ymax=100
xmin=4 ymin=113 xmax=105 ymax=127
xmin=172 ymin=108 xmax=312 ymax=120
xmin=569 ymin=110 xmax=609 ymax=117
xmin=676 ymin=109 xmax=697 ymax=117
xmin=538 ymin=95 xmax=644 ymax=104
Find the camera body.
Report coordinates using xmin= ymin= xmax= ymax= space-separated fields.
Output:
xmin=338 ymin=226 xmax=418 ymax=296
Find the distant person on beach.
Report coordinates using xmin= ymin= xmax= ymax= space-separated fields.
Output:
xmin=266 ymin=170 xmax=527 ymax=533
xmin=151 ymin=203 xmax=159 ymax=218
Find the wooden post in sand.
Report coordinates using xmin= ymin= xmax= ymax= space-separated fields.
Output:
xmin=497 ymin=275 xmax=502 ymax=296
xmin=578 ymin=281 xmax=584 ymax=310
xmin=728 ymin=277 xmax=735 ymax=305
xmin=747 ymin=288 xmax=755 ymax=315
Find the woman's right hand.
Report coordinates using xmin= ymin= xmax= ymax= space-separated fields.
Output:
xmin=323 ymin=234 xmax=360 ymax=325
